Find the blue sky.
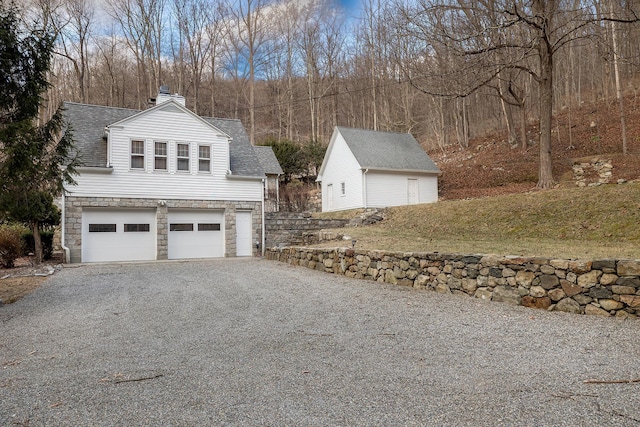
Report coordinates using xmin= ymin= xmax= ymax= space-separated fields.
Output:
xmin=337 ymin=0 xmax=363 ymax=18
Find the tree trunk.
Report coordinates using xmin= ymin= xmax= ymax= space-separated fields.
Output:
xmin=520 ymin=102 xmax=527 ymax=151
xmin=537 ymin=42 xmax=555 ymax=188
xmin=31 ymin=220 xmax=43 ymax=265
xmin=610 ymin=4 xmax=627 ymax=155
xmin=535 ymin=0 xmax=556 ymax=189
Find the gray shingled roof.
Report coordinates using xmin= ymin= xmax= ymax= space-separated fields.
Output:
xmin=253 ymin=146 xmax=284 ymax=175
xmin=336 ymin=127 xmax=440 ymax=173
xmin=64 ymin=102 xmax=139 ymax=167
xmin=201 ymin=117 xmax=264 ymax=177
xmin=63 ymin=101 xmax=264 ymax=177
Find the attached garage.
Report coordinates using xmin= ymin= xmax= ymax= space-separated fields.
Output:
xmin=168 ymin=209 xmax=224 ymax=259
xmin=82 ymin=209 xmax=157 ymax=263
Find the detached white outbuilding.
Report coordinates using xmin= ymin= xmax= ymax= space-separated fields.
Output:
xmin=317 ymin=127 xmax=441 ymax=212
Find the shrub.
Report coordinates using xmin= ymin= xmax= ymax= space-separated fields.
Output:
xmin=0 ymin=224 xmax=25 ymax=268
xmin=280 ymin=182 xmax=320 ymax=212
xmin=21 ymin=229 xmax=55 ymax=260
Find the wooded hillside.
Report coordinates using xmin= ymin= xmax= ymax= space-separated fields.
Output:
xmin=20 ymin=0 xmax=640 ymax=188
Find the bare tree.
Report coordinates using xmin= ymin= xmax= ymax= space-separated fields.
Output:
xmin=204 ymin=0 xmax=226 ymax=117
xmin=57 ymin=0 xmax=94 ymax=103
xmin=172 ymin=0 xmax=219 ymax=113
xmin=226 ymin=0 xmax=271 ymax=144
xmin=107 ymin=0 xmax=167 ymax=108
xmin=398 ymin=0 xmax=639 ymax=189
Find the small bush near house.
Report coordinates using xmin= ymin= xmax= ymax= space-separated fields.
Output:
xmin=0 ymin=224 xmax=26 ymax=268
xmin=21 ymin=229 xmax=55 ymax=260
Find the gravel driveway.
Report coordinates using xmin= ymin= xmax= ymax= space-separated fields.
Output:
xmin=1 ymin=258 xmax=640 ymax=426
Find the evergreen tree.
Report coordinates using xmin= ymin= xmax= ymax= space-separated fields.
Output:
xmin=0 ymin=1 xmax=80 ymax=263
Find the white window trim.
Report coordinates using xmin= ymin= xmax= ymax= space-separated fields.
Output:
xmin=130 ymin=139 xmax=145 ymax=171
xmin=154 ymin=141 xmax=168 ymax=171
xmin=198 ymin=144 xmax=212 ymax=174
xmin=176 ymin=142 xmax=191 ymax=173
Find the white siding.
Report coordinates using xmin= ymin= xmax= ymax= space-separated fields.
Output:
xmin=365 ymin=172 xmax=438 ymax=208
xmin=68 ymin=107 xmax=262 ymax=202
xmin=320 ymin=134 xmax=363 ymax=212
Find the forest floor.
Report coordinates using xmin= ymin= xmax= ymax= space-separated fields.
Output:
xmin=429 ymin=96 xmax=640 ymax=200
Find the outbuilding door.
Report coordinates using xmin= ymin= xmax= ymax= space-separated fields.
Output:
xmin=82 ymin=209 xmax=156 ymax=263
xmin=327 ymin=184 xmax=334 ymax=210
xmin=408 ymin=179 xmax=419 ymax=204
xmin=168 ymin=209 xmax=224 ymax=259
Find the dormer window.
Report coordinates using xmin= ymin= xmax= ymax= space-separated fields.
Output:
xmin=154 ymin=141 xmax=167 ymax=170
xmin=131 ymin=140 xmax=145 ymax=169
xmin=177 ymin=143 xmax=190 ymax=172
xmin=199 ymin=145 xmax=211 ymax=172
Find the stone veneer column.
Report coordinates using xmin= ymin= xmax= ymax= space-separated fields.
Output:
xmin=225 ymin=205 xmax=236 ymax=257
xmin=65 ymin=197 xmax=84 ymax=263
xmin=156 ymin=204 xmax=168 ymax=260
xmin=253 ymin=205 xmax=262 ymax=256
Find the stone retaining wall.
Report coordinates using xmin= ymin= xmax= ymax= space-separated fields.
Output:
xmin=265 ymin=213 xmax=350 ymax=248
xmin=266 ymin=247 xmax=640 ymax=318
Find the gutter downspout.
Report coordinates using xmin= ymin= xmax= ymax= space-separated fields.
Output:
xmin=261 ymin=178 xmax=266 ymax=256
xmin=276 ymin=174 xmax=280 ymax=212
xmin=362 ymin=169 xmax=369 ymax=209
xmin=60 ymin=192 xmax=70 ymax=263
xmin=105 ymin=127 xmax=111 ymax=167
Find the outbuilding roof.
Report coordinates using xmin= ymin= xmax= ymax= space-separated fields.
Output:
xmin=253 ymin=146 xmax=284 ymax=175
xmin=63 ymin=101 xmax=264 ymax=177
xmin=335 ymin=126 xmax=440 ymax=173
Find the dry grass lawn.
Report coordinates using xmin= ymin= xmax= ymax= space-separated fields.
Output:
xmin=314 ymin=182 xmax=640 ymax=260
xmin=0 ymin=276 xmax=48 ymax=305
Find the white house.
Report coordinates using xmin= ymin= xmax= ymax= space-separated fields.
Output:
xmin=317 ymin=127 xmax=440 ymax=212
xmin=61 ymin=88 xmax=267 ymax=263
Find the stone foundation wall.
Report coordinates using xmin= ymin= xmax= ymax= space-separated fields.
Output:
xmin=266 ymin=247 xmax=640 ymax=318
xmin=65 ymin=196 xmax=261 ymax=263
xmin=265 ymin=213 xmax=350 ymax=248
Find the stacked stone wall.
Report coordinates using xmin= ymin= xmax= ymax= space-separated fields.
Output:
xmin=265 ymin=213 xmax=350 ymax=248
xmin=266 ymin=247 xmax=640 ymax=318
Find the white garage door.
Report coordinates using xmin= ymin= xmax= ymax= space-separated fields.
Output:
xmin=168 ymin=209 xmax=224 ymax=259
xmin=82 ymin=209 xmax=157 ymax=263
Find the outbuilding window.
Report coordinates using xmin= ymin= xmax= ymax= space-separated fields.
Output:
xmin=340 ymin=181 xmax=346 ymax=196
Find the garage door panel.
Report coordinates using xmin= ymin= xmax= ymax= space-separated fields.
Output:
xmin=82 ymin=209 xmax=156 ymax=263
xmin=168 ymin=210 xmax=224 ymax=259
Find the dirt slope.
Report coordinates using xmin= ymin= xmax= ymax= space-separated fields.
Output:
xmin=430 ymin=97 xmax=640 ymax=200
